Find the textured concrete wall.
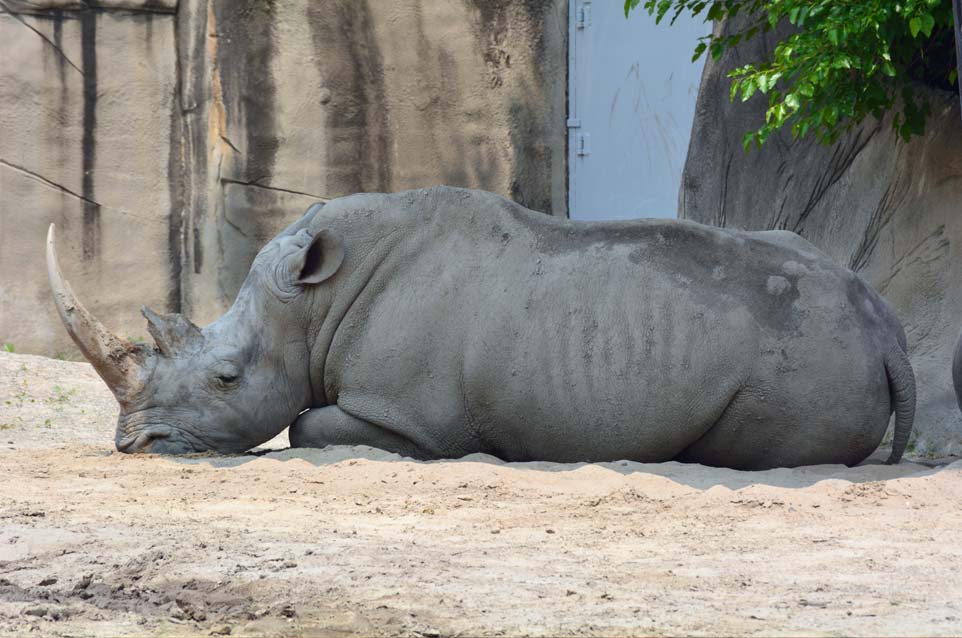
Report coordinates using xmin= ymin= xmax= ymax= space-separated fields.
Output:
xmin=1 ymin=1 xmax=178 ymax=354
xmin=681 ymin=18 xmax=962 ymax=456
xmin=1 ymin=0 xmax=567 ymax=350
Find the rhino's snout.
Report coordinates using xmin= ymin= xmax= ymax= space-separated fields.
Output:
xmin=116 ymin=428 xmax=197 ymax=455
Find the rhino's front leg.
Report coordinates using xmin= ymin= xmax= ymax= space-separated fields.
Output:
xmin=288 ymin=405 xmax=427 ymax=458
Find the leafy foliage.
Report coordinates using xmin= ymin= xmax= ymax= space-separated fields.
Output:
xmin=625 ymin=0 xmax=957 ymax=150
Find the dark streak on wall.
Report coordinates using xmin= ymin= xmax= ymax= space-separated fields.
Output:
xmin=308 ymin=0 xmax=393 ymax=194
xmin=466 ymin=0 xmax=511 ymax=89
xmin=211 ymin=0 xmax=279 ymax=303
xmin=166 ymin=0 xmax=209 ymax=313
xmin=50 ymin=9 xmax=64 ymax=84
xmin=410 ymin=3 xmax=448 ymax=184
xmin=49 ymin=9 xmax=70 ymax=185
xmin=166 ymin=69 xmax=184 ymax=313
xmin=510 ymin=2 xmax=556 ymax=215
xmin=80 ymin=8 xmax=99 ymax=260
xmin=465 ymin=0 xmax=558 ymax=214
xmin=213 ymin=0 xmax=279 ymax=187
xmin=508 ymin=95 xmax=553 ymax=214
xmin=175 ymin=0 xmax=209 ymax=281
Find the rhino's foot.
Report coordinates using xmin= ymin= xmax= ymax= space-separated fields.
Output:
xmin=289 ymin=405 xmax=427 ymax=459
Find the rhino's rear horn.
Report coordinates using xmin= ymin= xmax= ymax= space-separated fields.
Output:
xmin=142 ymin=307 xmax=203 ymax=356
xmin=45 ymin=224 xmax=150 ymax=402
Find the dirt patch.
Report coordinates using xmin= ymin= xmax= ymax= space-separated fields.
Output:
xmin=1 ymin=351 xmax=961 ymax=636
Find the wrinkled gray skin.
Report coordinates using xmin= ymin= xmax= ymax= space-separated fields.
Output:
xmin=49 ymin=187 xmax=915 ymax=470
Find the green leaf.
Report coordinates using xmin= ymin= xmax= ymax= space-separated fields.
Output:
xmin=909 ymin=17 xmax=921 ymax=38
xmin=833 ymin=56 xmax=851 ymax=70
xmin=757 ymin=71 xmax=782 ymax=93
xmin=621 ymin=0 xmax=949 ymax=151
xmin=825 ymin=106 xmax=839 ymax=126
xmin=692 ymin=41 xmax=708 ymax=62
xmin=757 ymin=126 xmax=773 ymax=146
xmin=796 ymin=6 xmax=809 ymax=26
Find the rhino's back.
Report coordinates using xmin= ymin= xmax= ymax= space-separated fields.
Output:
xmin=324 ymin=187 xmax=900 ymax=462
xmin=425 ymin=188 xmax=835 ymax=334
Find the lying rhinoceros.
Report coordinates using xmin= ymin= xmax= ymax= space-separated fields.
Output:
xmin=47 ymin=186 xmax=914 ymax=469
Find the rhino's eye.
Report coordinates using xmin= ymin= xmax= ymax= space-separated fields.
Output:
xmin=215 ymin=373 xmax=239 ymax=386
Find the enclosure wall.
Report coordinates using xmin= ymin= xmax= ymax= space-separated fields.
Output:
xmin=0 ymin=0 xmax=567 ymax=352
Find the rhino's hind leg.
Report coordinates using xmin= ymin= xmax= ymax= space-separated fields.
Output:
xmin=677 ymin=379 xmax=889 ymax=470
xmin=289 ymin=405 xmax=427 ymax=459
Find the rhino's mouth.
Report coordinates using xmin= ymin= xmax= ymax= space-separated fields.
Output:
xmin=116 ymin=418 xmax=210 ymax=455
xmin=116 ymin=429 xmax=177 ymax=454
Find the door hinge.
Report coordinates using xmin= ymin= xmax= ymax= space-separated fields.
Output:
xmin=577 ymin=132 xmax=591 ymax=156
xmin=576 ymin=2 xmax=592 ymax=30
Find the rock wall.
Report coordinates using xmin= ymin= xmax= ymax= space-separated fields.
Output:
xmin=0 ymin=0 xmax=567 ymax=352
xmin=682 ymin=19 xmax=962 ymax=456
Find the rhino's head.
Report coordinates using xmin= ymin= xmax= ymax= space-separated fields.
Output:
xmin=46 ymin=207 xmax=344 ymax=454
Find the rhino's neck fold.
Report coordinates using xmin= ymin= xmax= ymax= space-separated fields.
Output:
xmin=309 ymin=227 xmax=407 ymax=409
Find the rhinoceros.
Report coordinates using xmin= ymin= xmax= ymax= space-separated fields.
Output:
xmin=47 ymin=186 xmax=914 ymax=469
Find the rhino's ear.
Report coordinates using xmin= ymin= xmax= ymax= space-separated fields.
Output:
xmin=142 ymin=307 xmax=204 ymax=356
xmin=290 ymin=229 xmax=345 ymax=285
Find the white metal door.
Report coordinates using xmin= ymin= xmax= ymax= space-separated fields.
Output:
xmin=568 ymin=1 xmax=706 ymax=219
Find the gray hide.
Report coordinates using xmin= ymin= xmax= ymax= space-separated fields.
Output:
xmin=48 ymin=186 xmax=915 ymax=470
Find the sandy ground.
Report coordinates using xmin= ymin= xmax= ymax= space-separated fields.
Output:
xmin=1 ymin=351 xmax=962 ymax=637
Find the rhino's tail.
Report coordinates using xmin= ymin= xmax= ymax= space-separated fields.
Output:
xmin=952 ymin=328 xmax=962 ymax=416
xmin=883 ymin=342 xmax=916 ymax=465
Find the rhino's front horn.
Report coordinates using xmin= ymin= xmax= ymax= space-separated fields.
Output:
xmin=46 ymin=224 xmax=149 ymax=402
